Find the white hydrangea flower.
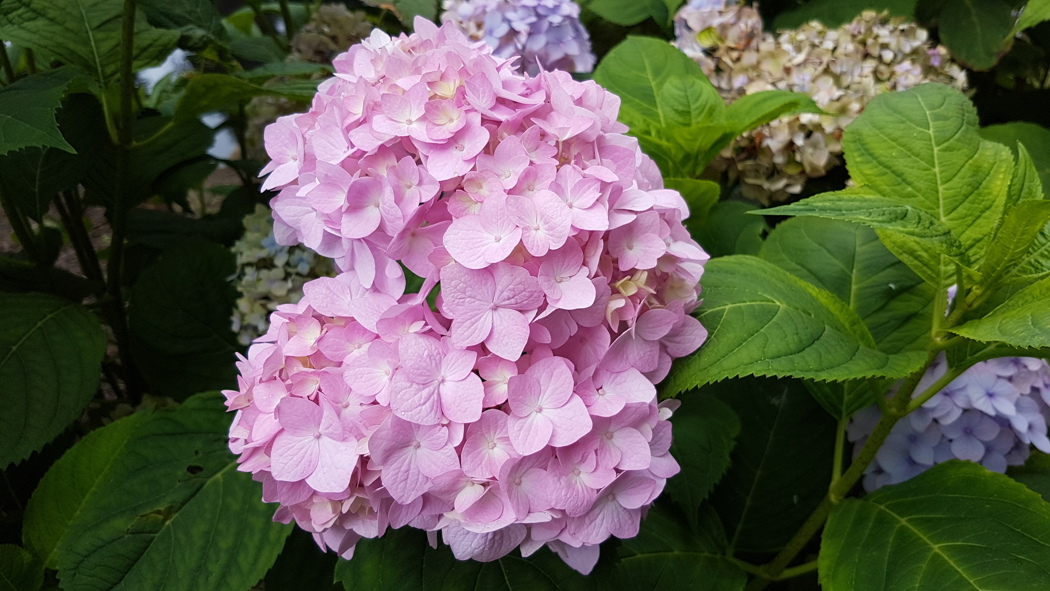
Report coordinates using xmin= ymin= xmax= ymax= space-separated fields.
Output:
xmin=230 ymin=204 xmax=334 ymax=345
xmin=673 ymin=3 xmax=968 ymax=203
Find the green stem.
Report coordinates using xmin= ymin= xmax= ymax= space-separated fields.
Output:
xmin=245 ymin=0 xmax=286 ymax=47
xmin=0 ymin=184 xmax=41 ymax=263
xmin=109 ymin=0 xmax=142 ymax=403
xmin=0 ymin=40 xmax=15 ymax=84
xmin=832 ymin=418 xmax=846 ymax=482
xmin=55 ymin=191 xmax=105 ymax=286
xmin=24 ymin=48 xmax=36 ymax=74
xmin=779 ymin=559 xmax=819 ymax=580
xmin=278 ymin=0 xmax=295 ymax=44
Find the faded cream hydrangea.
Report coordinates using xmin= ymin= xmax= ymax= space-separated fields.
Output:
xmin=244 ymin=5 xmax=373 ymax=161
xmin=230 ymin=205 xmax=333 ymax=345
xmin=674 ymin=2 xmax=968 ymax=203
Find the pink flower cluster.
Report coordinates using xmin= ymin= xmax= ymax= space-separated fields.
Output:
xmin=229 ymin=18 xmax=709 ymax=574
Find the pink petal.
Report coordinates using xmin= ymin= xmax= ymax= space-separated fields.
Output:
xmin=439 ymin=373 xmax=484 ymax=424
xmin=508 ymin=411 xmax=554 ymax=455
xmin=270 ymin=432 xmax=318 ymax=482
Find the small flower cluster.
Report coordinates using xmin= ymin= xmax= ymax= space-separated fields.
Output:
xmin=231 ymin=204 xmax=334 ymax=346
xmin=848 ymin=354 xmax=1050 ymax=491
xmin=245 ymin=5 xmax=373 ymax=161
xmin=673 ymin=3 xmax=967 ymax=203
xmin=441 ymin=0 xmax=595 ymax=75
xmin=228 ymin=19 xmax=708 ymax=573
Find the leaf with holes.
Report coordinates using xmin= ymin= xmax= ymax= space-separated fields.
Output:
xmin=23 ymin=392 xmax=290 ymax=590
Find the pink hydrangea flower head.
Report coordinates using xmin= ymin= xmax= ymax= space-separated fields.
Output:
xmin=230 ymin=17 xmax=709 ymax=575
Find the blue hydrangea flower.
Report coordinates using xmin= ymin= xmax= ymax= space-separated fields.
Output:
xmin=849 ymin=353 xmax=1050 ymax=491
xmin=442 ymin=0 xmax=595 ymax=75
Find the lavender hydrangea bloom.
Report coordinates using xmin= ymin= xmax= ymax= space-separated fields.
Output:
xmin=849 ymin=353 xmax=1050 ymax=491
xmin=442 ymin=0 xmax=595 ymax=75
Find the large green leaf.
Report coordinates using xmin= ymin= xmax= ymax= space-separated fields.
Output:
xmin=0 ymin=0 xmax=179 ymax=93
xmin=664 ymin=393 xmax=740 ymax=528
xmin=759 ymin=217 xmax=934 ymax=418
xmin=0 ymin=68 xmax=75 ymax=156
xmin=723 ymin=90 xmax=820 ymax=139
xmin=665 ymin=177 xmax=720 ymax=228
xmin=936 ymin=0 xmax=1015 ymax=70
xmin=663 ymin=256 xmax=927 ymax=394
xmin=334 ymin=527 xmax=595 ymax=591
xmin=842 ymin=84 xmax=1013 ymax=267
xmin=594 ymin=37 xmax=714 ymax=130
xmin=0 ymin=545 xmax=43 ymax=591
xmin=950 ymin=274 xmax=1050 ymax=348
xmin=980 ymin=122 xmax=1050 ymax=197
xmin=820 ymin=461 xmax=1050 ymax=590
xmin=0 ymin=293 xmax=105 ymax=467
xmin=128 ymin=241 xmax=239 ymax=399
xmin=22 ymin=392 xmax=290 ymax=590
xmin=707 ymin=378 xmax=836 ymax=553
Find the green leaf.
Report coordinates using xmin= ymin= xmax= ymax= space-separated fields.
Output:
xmin=773 ymin=0 xmax=917 ymax=29
xmin=664 ymin=393 xmax=740 ymax=527
xmin=843 ymin=83 xmax=1014 ymax=266
xmin=175 ymin=73 xmax=320 ymax=122
xmin=334 ymin=527 xmax=595 ymax=591
xmin=1016 ymin=0 xmax=1050 ymax=33
xmin=265 ymin=529 xmax=340 ymax=591
xmin=980 ymin=122 xmax=1050 ymax=199
xmin=761 ymin=187 xmax=967 ymax=266
xmin=0 ymin=93 xmax=98 ymax=221
xmin=0 ymin=69 xmax=75 ymax=156
xmin=950 ymin=274 xmax=1050 ymax=348
xmin=1004 ymin=142 xmax=1045 ymax=207
xmin=820 ymin=461 xmax=1050 ymax=590
xmin=707 ymin=378 xmax=836 ymax=553
xmin=0 ymin=0 xmax=179 ymax=93
xmin=362 ymin=0 xmax=437 ymax=25
xmin=1008 ymin=451 xmax=1050 ymax=503
xmin=606 ymin=504 xmax=746 ymax=590
xmin=594 ymin=36 xmax=717 ymax=130
xmin=138 ymin=0 xmax=227 ymax=46
xmin=24 ymin=392 xmax=291 ymax=590
xmin=981 ymin=199 xmax=1050 ymax=285
xmin=665 ymin=177 xmax=720 ymax=228
xmin=936 ymin=0 xmax=1015 ymax=70
xmin=689 ymin=201 xmax=765 ymax=257
xmin=587 ymin=0 xmax=667 ymax=27
xmin=0 ymin=545 xmax=43 ymax=591
xmin=0 ymin=293 xmax=105 ymax=468
xmin=760 ymin=216 xmax=934 ymax=353
xmin=663 ymin=256 xmax=928 ymax=395
xmin=129 ymin=241 xmax=239 ymax=399
xmin=723 ymin=90 xmax=821 ymax=139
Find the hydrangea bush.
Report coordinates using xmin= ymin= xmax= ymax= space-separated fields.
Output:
xmin=227 ymin=18 xmax=708 ymax=572
xmin=440 ymin=0 xmax=595 ymax=75
xmin=673 ymin=2 xmax=967 ymax=202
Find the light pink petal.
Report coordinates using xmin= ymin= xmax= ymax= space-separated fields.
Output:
xmin=508 ymin=411 xmax=554 ymax=455
xmin=440 ymin=373 xmax=484 ymax=424
xmin=271 ymin=432 xmax=318 ymax=482
xmin=389 ymin=374 xmax=442 ymax=425
xmin=486 ymin=308 xmax=531 ymax=360
xmin=307 ymin=437 xmax=359 ymax=493
xmin=275 ymin=397 xmax=322 ymax=434
xmin=546 ymin=396 xmax=592 ymax=447
xmin=527 ymin=357 xmax=576 ymax=408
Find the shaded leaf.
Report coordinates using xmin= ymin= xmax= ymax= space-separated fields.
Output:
xmin=23 ymin=392 xmax=291 ymax=590
xmin=773 ymin=0 xmax=917 ymax=29
xmin=0 ymin=293 xmax=105 ymax=468
xmin=0 ymin=545 xmax=43 ymax=591
xmin=937 ymin=0 xmax=1015 ymax=70
xmin=175 ymin=73 xmax=321 ymax=122
xmin=0 ymin=68 xmax=75 ymax=156
xmin=588 ymin=0 xmax=668 ymax=27
xmin=665 ymin=393 xmax=740 ymax=527
xmin=663 ymin=256 xmax=928 ymax=395
xmin=980 ymin=121 xmax=1050 ymax=198
xmin=1009 ymin=451 xmax=1050 ymax=503
xmin=820 ymin=461 xmax=1050 ymax=590
xmin=689 ymin=201 xmax=765 ymax=258
xmin=665 ymin=177 xmax=720 ymax=228
xmin=708 ymin=378 xmax=836 ymax=553
xmin=128 ymin=241 xmax=239 ymax=399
